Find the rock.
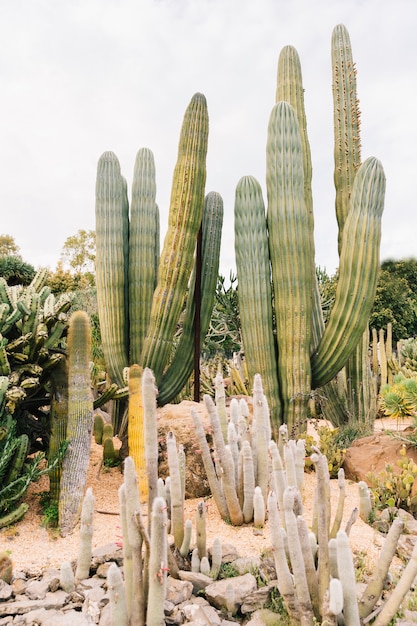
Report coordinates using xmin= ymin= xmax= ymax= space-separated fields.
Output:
xmin=343 ymin=432 xmax=417 ymax=483
xmin=205 ymin=572 xmax=258 ymax=612
xmin=166 ymin=577 xmax=194 ymax=605
xmin=178 ymin=570 xmax=213 ymax=594
xmin=157 ymin=401 xmax=212 ymax=499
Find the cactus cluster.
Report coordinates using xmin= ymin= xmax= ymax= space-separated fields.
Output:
xmin=235 ymin=25 xmax=385 ymax=436
xmin=191 ymin=373 xmax=273 ymax=526
xmin=95 ymin=93 xmax=223 ymax=444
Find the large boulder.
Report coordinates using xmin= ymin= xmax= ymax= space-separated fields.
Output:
xmin=157 ymin=400 xmax=212 ymax=499
xmin=343 ymin=430 xmax=417 ymax=484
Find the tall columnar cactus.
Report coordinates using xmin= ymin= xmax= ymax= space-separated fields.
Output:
xmin=59 ymin=310 xmax=94 ymax=537
xmin=95 ymin=93 xmax=221 ymax=443
xmin=127 ymin=364 xmax=148 ymax=499
xmin=234 ymin=25 xmax=385 ymax=435
xmin=95 ymin=153 xmax=129 ymax=389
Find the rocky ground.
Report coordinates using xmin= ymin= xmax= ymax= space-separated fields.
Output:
xmin=1 ymin=404 xmax=417 ymax=624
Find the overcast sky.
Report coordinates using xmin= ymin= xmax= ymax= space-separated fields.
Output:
xmin=1 ymin=0 xmax=416 ymax=278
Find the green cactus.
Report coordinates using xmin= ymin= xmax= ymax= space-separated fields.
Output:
xmin=234 ymin=25 xmax=385 ymax=435
xmin=95 ymin=94 xmax=218 ymax=432
xmin=59 ymin=310 xmax=94 ymax=537
xmin=156 ymin=190 xmax=223 ymax=405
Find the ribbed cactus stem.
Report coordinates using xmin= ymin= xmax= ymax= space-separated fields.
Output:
xmin=166 ymin=431 xmax=184 ymax=548
xmin=242 ymin=440 xmax=255 ymax=523
xmin=142 ymin=367 xmax=158 ymax=512
xmin=210 ymin=537 xmax=222 ymax=579
xmin=75 ymin=487 xmax=94 ymax=580
xmin=204 ymin=394 xmax=243 ymax=525
xmin=123 ymin=456 xmax=145 ymax=626
xmin=268 ymin=439 xmax=287 ymax=517
xmin=253 ymin=486 xmax=265 ymax=529
xmin=146 ymin=496 xmax=168 ymax=626
xmin=267 ymin=489 xmax=300 ymax=622
xmin=267 ymin=101 xmax=313 ymax=433
xmin=328 ymin=538 xmax=339 ymax=579
xmin=157 ymin=191 xmax=223 ymax=405
xmin=358 ymin=517 xmax=404 ymax=619
xmin=234 ymin=175 xmax=281 ymax=436
xmin=373 ymin=533 xmax=417 ymax=626
xmin=283 ymin=441 xmax=298 ymax=489
xmin=95 ymin=151 xmax=129 ymax=388
xmin=295 ymin=439 xmax=306 ymax=491
xmin=59 ymin=311 xmax=94 ymax=537
xmin=329 ymin=468 xmax=346 ymax=539
xmin=214 ymin=371 xmax=228 ymax=439
xmin=196 ymin=501 xmax=207 ymax=560
xmin=190 ymin=407 xmax=229 ymax=520
xmin=297 ymin=515 xmax=320 ymax=619
xmin=179 ymin=519 xmax=193 ymax=558
xmin=128 ymin=365 xmax=148 ymax=500
xmin=311 ymin=451 xmax=330 ymax=608
xmin=140 ymin=93 xmax=209 ymax=382
xmin=118 ymin=484 xmax=133 ymax=618
xmin=227 ymin=422 xmax=239 ymax=487
xmin=178 ymin=444 xmax=186 ymax=501
xmin=283 ymin=486 xmax=314 ymax=625
xmin=107 ymin=562 xmax=129 ymax=626
xmin=253 ymin=374 xmax=269 ymax=504
xmin=129 ymin=148 xmax=159 ymax=364
xmin=311 ymin=157 xmax=385 ymax=388
xmin=332 ymin=23 xmax=361 ymax=249
xmin=336 ymin=530 xmax=361 ymax=625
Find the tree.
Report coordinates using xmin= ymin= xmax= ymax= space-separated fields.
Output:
xmin=369 ymin=258 xmax=417 ymax=343
xmin=0 ymin=234 xmax=20 ymax=257
xmin=60 ymin=229 xmax=96 ymax=276
xmin=0 ymin=256 xmax=35 ymax=286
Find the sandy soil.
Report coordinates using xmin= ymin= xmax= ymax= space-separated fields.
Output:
xmin=0 ymin=436 xmax=396 ymax=577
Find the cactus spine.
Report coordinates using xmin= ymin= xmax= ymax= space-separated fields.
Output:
xmin=59 ymin=311 xmax=94 ymax=537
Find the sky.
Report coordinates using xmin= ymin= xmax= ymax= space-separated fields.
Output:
xmin=0 ymin=0 xmax=416 ymax=279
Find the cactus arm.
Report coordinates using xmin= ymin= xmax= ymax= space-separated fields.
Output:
xmin=266 ymin=101 xmax=313 ymax=432
xmin=95 ymin=151 xmax=129 ymax=388
xmin=129 ymin=148 xmax=159 ymax=365
xmin=332 ymin=23 xmax=361 ymax=251
xmin=140 ymin=93 xmax=209 ymax=383
xmin=58 ymin=311 xmax=94 ymax=537
xmin=234 ymin=175 xmax=282 ymax=436
xmin=157 ymin=191 xmax=223 ymax=405
xmin=311 ymin=157 xmax=385 ymax=388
